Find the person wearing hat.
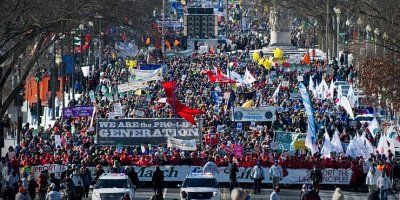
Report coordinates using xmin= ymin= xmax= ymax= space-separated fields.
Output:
xmin=250 ymin=160 xmax=264 ymax=194
xmin=269 ymin=186 xmax=280 ymax=200
xmin=45 ymin=183 xmax=61 ymax=200
xmin=269 ymin=160 xmax=283 ymax=190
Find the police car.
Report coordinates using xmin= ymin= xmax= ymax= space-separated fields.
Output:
xmin=179 ymin=172 xmax=221 ymax=200
xmin=92 ymin=173 xmax=135 ymax=200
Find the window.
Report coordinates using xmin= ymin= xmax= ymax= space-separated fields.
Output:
xmin=95 ymin=179 xmax=128 ymax=189
xmin=182 ymin=178 xmax=217 ymax=188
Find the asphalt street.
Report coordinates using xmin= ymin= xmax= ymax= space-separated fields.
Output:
xmin=85 ymin=188 xmax=399 ymax=200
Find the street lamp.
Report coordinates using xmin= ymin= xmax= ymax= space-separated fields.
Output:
xmin=374 ymin=28 xmax=379 ymax=54
xmin=345 ymin=19 xmax=351 ymax=45
xmin=312 ymin=21 xmax=317 ymax=61
xmin=366 ymin=24 xmax=371 ymax=54
xmin=333 ymin=7 xmax=341 ymax=60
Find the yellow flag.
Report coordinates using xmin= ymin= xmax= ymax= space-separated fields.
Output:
xmin=241 ymin=100 xmax=253 ymax=108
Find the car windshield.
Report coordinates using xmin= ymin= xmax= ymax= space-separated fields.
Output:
xmin=183 ymin=178 xmax=217 ymax=188
xmin=95 ymin=179 xmax=128 ymax=189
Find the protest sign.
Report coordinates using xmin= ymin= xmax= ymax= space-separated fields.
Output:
xmin=62 ymin=106 xmax=94 ymax=118
xmin=96 ymin=118 xmax=203 ymax=145
xmin=232 ymin=107 xmax=276 ymax=122
xmin=167 ymin=137 xmax=197 ymax=151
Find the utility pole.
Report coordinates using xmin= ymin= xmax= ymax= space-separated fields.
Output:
xmin=226 ymin=0 xmax=229 ymax=36
xmin=326 ymin=0 xmax=329 ymax=62
xmin=61 ymin=37 xmax=65 ymax=115
xmin=161 ymin=0 xmax=165 ymax=54
xmin=51 ymin=44 xmax=56 ymax=120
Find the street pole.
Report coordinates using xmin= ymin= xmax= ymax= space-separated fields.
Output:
xmin=72 ymin=34 xmax=75 ymax=99
xmin=226 ymin=0 xmax=229 ymax=37
xmin=16 ymin=64 xmax=22 ymax=144
xmin=36 ymin=68 xmax=41 ymax=127
xmin=51 ymin=44 xmax=56 ymax=120
xmin=61 ymin=37 xmax=65 ymax=114
xmin=325 ymin=0 xmax=329 ymax=62
xmin=161 ymin=0 xmax=165 ymax=54
xmin=336 ymin=14 xmax=340 ymax=61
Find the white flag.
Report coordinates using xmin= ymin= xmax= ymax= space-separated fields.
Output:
xmin=347 ymin=85 xmax=355 ymax=106
xmin=331 ymin=130 xmax=343 ymax=154
xmin=328 ymin=79 xmax=335 ymax=100
xmin=376 ymin=135 xmax=389 ymax=156
xmin=321 ymin=132 xmax=332 ymax=158
xmin=228 ymin=70 xmax=243 ymax=85
xmin=321 ymin=79 xmax=329 ymax=99
xmin=272 ymin=83 xmax=281 ymax=102
xmin=340 ymin=96 xmax=355 ymax=119
xmin=309 ymin=76 xmax=316 ymax=97
xmin=243 ymin=68 xmax=256 ymax=85
xmin=305 ymin=124 xmax=318 ymax=154
xmin=361 ymin=133 xmax=375 ymax=155
xmin=367 ymin=118 xmax=379 ymax=137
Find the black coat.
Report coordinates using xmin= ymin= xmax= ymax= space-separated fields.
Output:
xmin=152 ymin=169 xmax=164 ymax=188
xmin=229 ymin=163 xmax=239 ymax=181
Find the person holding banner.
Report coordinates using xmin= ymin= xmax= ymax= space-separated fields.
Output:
xmin=250 ymin=161 xmax=264 ymax=194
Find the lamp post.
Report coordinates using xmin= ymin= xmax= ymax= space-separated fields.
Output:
xmin=383 ymin=32 xmax=388 ymax=54
xmin=374 ymin=28 xmax=379 ymax=54
xmin=313 ymin=21 xmax=317 ymax=61
xmin=345 ymin=19 xmax=351 ymax=44
xmin=35 ymin=68 xmax=42 ymax=127
xmin=333 ymin=7 xmax=341 ymax=60
xmin=365 ymin=24 xmax=371 ymax=54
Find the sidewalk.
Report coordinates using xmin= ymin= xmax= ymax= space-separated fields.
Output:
xmin=1 ymin=93 xmax=82 ymax=156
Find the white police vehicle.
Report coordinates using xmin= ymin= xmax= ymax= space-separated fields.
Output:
xmin=92 ymin=173 xmax=135 ymax=200
xmin=179 ymin=172 xmax=221 ymax=200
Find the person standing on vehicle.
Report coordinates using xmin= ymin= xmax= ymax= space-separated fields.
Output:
xmin=250 ymin=161 xmax=264 ymax=194
xmin=269 ymin=160 xmax=283 ymax=190
xmin=377 ymin=170 xmax=391 ymax=200
xmin=152 ymin=166 xmax=164 ymax=195
xmin=366 ymin=166 xmax=379 ymax=193
xmin=229 ymin=160 xmax=239 ymax=192
xmin=309 ymin=165 xmax=322 ymax=192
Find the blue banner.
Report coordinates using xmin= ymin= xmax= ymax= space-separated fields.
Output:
xmin=298 ymin=83 xmax=316 ymax=143
xmin=62 ymin=55 xmax=74 ymax=74
xmin=139 ymin=64 xmax=161 ymax=70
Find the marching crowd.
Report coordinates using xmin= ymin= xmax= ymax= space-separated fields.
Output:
xmin=0 ymin=18 xmax=397 ymax=199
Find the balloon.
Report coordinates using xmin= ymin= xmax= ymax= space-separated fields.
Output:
xmin=273 ymin=48 xmax=284 ymax=59
xmin=258 ymin=58 xmax=264 ymax=66
xmin=252 ymin=52 xmax=260 ymax=62
xmin=263 ymin=59 xmax=272 ymax=70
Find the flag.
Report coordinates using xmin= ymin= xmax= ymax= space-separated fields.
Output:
xmin=327 ymin=79 xmax=335 ymax=100
xmin=321 ymin=132 xmax=332 ymax=158
xmin=331 ymin=130 xmax=343 ymax=154
xmin=376 ymin=135 xmax=389 ymax=156
xmin=308 ymin=76 xmax=316 ymax=97
xmin=340 ymin=96 xmax=355 ymax=119
xmin=243 ymin=68 xmax=256 ymax=85
xmin=299 ymin=83 xmax=316 ymax=151
xmin=241 ymin=100 xmax=253 ymax=108
xmin=205 ymin=70 xmax=236 ymax=84
xmin=301 ymin=53 xmax=311 ymax=65
xmin=272 ymin=83 xmax=281 ymax=103
xmin=320 ymin=79 xmax=329 ymax=99
xmin=162 ymin=81 xmax=205 ymax=125
xmin=228 ymin=69 xmax=243 ymax=85
xmin=347 ymin=85 xmax=355 ymax=106
xmin=361 ymin=133 xmax=375 ymax=155
xmin=367 ymin=118 xmax=379 ymax=137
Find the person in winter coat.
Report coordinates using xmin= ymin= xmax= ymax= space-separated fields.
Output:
xmin=28 ymin=175 xmax=37 ymax=200
xmin=15 ymin=187 xmax=32 ymax=200
xmin=331 ymin=187 xmax=344 ymax=200
xmin=250 ymin=161 xmax=264 ymax=194
xmin=126 ymin=167 xmax=140 ymax=188
xmin=203 ymin=157 xmax=218 ymax=174
xmin=366 ymin=166 xmax=379 ymax=193
xmin=152 ymin=166 xmax=164 ymax=195
xmin=70 ymin=169 xmax=83 ymax=200
xmin=80 ymin=166 xmax=91 ymax=198
xmin=37 ymin=171 xmax=48 ymax=200
xmin=94 ymin=164 xmax=105 ymax=183
xmin=62 ymin=173 xmax=75 ymax=200
xmin=310 ymin=165 xmax=323 ymax=192
xmin=229 ymin=161 xmax=239 ymax=192
xmin=45 ymin=183 xmax=61 ymax=200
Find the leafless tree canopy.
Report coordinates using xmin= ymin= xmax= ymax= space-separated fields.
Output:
xmin=0 ymin=0 xmax=159 ymax=116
